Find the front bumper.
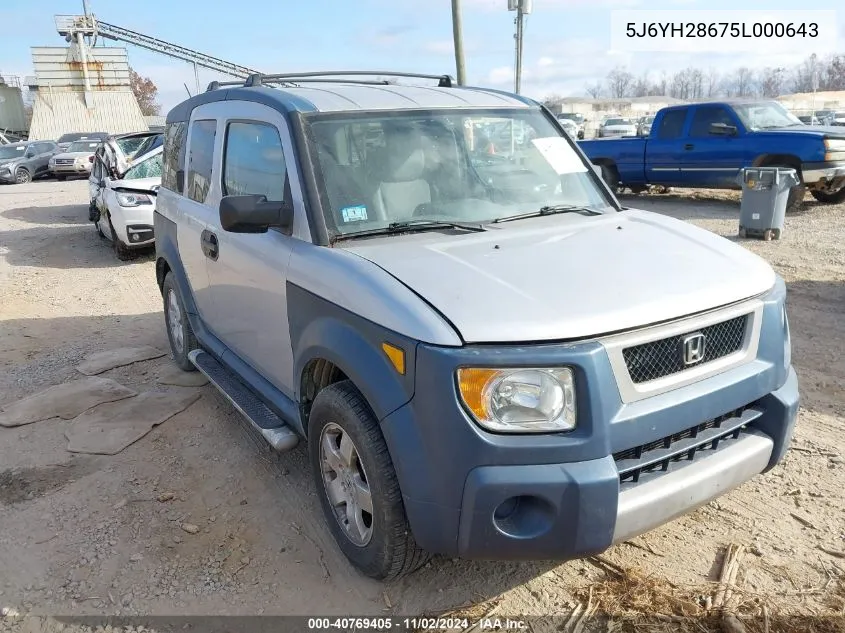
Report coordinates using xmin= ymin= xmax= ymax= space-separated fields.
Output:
xmin=51 ymin=164 xmax=92 ymax=175
xmin=802 ymin=160 xmax=845 ymax=187
xmin=381 ymin=282 xmax=797 ymax=560
xmin=0 ymin=169 xmax=16 ymax=183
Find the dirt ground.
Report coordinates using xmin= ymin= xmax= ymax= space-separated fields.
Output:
xmin=0 ymin=180 xmax=843 ymax=626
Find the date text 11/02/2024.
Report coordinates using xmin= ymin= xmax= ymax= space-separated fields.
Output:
xmin=307 ymin=617 xmax=528 ymax=630
xmin=625 ymin=22 xmax=819 ymax=39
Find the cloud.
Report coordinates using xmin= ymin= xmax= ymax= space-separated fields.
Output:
xmin=372 ymin=24 xmax=418 ymax=47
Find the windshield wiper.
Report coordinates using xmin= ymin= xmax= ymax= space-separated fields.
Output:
xmin=335 ymin=219 xmax=486 ymax=240
xmin=491 ymin=204 xmax=603 ymax=224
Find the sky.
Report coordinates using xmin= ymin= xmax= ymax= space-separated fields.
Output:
xmin=1 ymin=0 xmax=843 ymax=113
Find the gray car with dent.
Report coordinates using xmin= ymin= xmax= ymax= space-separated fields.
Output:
xmin=0 ymin=140 xmax=58 ymax=184
xmin=154 ymin=71 xmax=798 ymax=580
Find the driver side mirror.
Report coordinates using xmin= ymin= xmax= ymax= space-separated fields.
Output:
xmin=220 ymin=195 xmax=294 ymax=234
xmin=710 ymin=122 xmax=738 ymax=136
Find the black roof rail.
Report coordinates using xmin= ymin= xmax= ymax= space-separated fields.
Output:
xmin=205 ymin=80 xmax=243 ymax=92
xmin=247 ymin=71 xmax=456 ymax=88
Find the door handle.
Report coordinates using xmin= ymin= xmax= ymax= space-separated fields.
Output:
xmin=201 ymin=229 xmax=219 ymax=261
xmin=684 ymin=143 xmax=695 ymax=150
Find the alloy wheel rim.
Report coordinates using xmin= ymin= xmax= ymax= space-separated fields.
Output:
xmin=167 ymin=289 xmax=184 ymax=353
xmin=319 ymin=422 xmax=374 ymax=547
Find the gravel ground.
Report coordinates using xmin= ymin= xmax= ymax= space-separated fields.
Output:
xmin=0 ymin=180 xmax=843 ymax=630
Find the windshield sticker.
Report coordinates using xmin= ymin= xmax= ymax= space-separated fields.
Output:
xmin=341 ymin=205 xmax=368 ymax=222
xmin=530 ymin=137 xmax=588 ymax=174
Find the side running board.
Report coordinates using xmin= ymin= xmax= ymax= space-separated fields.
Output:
xmin=189 ymin=350 xmax=299 ymax=452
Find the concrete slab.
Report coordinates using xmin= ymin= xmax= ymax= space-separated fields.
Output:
xmin=155 ymin=364 xmax=209 ymax=387
xmin=76 ymin=346 xmax=166 ymax=376
xmin=65 ymin=390 xmax=201 ymax=455
xmin=0 ymin=377 xmax=138 ymax=428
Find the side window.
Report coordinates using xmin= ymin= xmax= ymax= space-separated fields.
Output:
xmin=186 ymin=120 xmax=216 ymax=203
xmin=657 ymin=109 xmax=688 ymax=139
xmin=162 ymin=121 xmax=188 ymax=193
xmin=222 ymin=121 xmax=287 ymax=201
xmin=689 ymin=107 xmax=735 ymax=138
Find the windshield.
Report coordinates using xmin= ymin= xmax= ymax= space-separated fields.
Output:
xmin=557 ymin=113 xmax=582 ymax=122
xmin=58 ymin=132 xmax=104 ymax=144
xmin=67 ymin=141 xmax=100 ymax=153
xmin=604 ymin=118 xmax=631 ymax=126
xmin=123 ymin=153 xmax=163 ymax=180
xmin=308 ymin=108 xmax=613 ymax=237
xmin=733 ymin=102 xmax=802 ymax=130
xmin=0 ymin=145 xmax=27 ymax=159
xmin=116 ymin=134 xmax=162 ymax=158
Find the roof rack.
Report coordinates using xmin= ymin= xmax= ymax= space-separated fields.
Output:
xmin=205 ymin=71 xmax=455 ymax=92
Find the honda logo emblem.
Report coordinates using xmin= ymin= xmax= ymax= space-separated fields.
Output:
xmin=681 ymin=333 xmax=706 ymax=366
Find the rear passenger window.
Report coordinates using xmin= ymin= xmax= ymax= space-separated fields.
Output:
xmin=186 ymin=120 xmax=216 ymax=203
xmin=162 ymin=122 xmax=188 ymax=193
xmin=689 ymin=107 xmax=735 ymax=137
xmin=222 ymin=121 xmax=287 ymax=201
xmin=657 ymin=109 xmax=688 ymax=139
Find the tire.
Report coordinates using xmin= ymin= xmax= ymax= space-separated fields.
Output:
xmin=309 ymin=381 xmax=429 ymax=581
xmin=162 ymin=272 xmax=199 ymax=371
xmin=599 ymin=164 xmax=621 ymax=194
xmin=810 ymin=186 xmax=845 ymax=204
xmin=108 ymin=214 xmax=138 ymax=261
xmin=785 ymin=183 xmax=806 ymax=214
xmin=628 ymin=185 xmax=647 ymax=195
xmin=56 ymin=175 xmax=66 ymax=182
xmin=14 ymin=168 xmax=31 ymax=184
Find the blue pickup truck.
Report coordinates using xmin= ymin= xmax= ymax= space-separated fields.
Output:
xmin=579 ymin=100 xmax=845 ymax=211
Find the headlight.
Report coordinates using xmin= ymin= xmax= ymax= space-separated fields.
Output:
xmin=457 ymin=367 xmax=576 ymax=433
xmin=824 ymin=138 xmax=845 ymax=161
xmin=115 ymin=192 xmax=153 ymax=207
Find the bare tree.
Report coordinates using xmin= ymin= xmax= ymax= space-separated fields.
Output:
xmin=705 ymin=69 xmax=719 ymax=97
xmin=791 ymin=53 xmax=821 ymax=93
xmin=631 ymin=72 xmax=652 ymax=98
xmin=688 ymin=68 xmax=704 ymax=99
xmin=584 ymin=81 xmax=604 ymax=98
xmin=822 ymin=55 xmax=845 ymax=91
xmin=759 ymin=67 xmax=786 ymax=98
xmin=542 ymin=93 xmax=564 ymax=109
xmin=606 ymin=66 xmax=634 ymax=98
xmin=726 ymin=67 xmax=756 ymax=97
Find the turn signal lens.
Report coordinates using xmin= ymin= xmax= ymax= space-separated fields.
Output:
xmin=382 ymin=343 xmax=405 ymax=375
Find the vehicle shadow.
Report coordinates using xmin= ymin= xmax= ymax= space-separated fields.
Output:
xmin=1 ymin=310 xmax=562 ymax=615
xmin=783 ymin=278 xmax=845 ymax=419
xmin=1 ymin=202 xmax=90 ymax=225
xmin=0 ymin=204 xmax=154 ymax=269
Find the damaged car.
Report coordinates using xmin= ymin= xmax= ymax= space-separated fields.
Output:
xmin=89 ymin=133 xmax=163 ymax=260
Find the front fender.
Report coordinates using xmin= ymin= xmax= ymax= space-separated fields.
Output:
xmin=287 ymin=282 xmax=417 ymax=426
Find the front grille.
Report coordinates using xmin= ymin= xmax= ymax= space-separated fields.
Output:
xmin=54 ymin=159 xmax=75 ymax=165
xmin=613 ymin=406 xmax=760 ymax=485
xmin=622 ymin=315 xmax=748 ymax=384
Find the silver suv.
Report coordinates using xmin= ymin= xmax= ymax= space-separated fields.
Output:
xmin=155 ymin=71 xmax=798 ymax=581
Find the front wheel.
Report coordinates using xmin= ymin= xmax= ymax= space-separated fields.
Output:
xmin=309 ymin=381 xmax=429 ymax=580
xmin=599 ymin=164 xmax=621 ymax=194
xmin=108 ymin=214 xmax=138 ymax=261
xmin=810 ymin=186 xmax=845 ymax=204
xmin=56 ymin=175 xmax=67 ymax=182
xmin=14 ymin=168 xmax=31 ymax=184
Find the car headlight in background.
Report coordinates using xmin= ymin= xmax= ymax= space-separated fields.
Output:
xmin=115 ymin=192 xmax=153 ymax=207
xmin=824 ymin=138 xmax=845 ymax=161
xmin=457 ymin=367 xmax=576 ymax=433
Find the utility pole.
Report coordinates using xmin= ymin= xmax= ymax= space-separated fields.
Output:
xmin=508 ymin=0 xmax=532 ymax=94
xmin=451 ymin=0 xmax=466 ymax=85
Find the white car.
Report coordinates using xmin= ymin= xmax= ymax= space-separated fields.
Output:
xmin=598 ymin=117 xmax=637 ymax=138
xmin=91 ymin=146 xmax=162 ymax=260
xmin=558 ymin=118 xmax=579 ymax=138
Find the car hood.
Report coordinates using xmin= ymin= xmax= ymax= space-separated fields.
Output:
xmin=52 ymin=152 xmax=91 ymax=160
xmin=342 ymin=210 xmax=776 ymax=343
xmin=109 ymin=175 xmax=161 ymax=193
xmin=0 ymin=157 xmax=21 ymax=167
xmin=603 ymin=125 xmax=636 ymax=132
xmin=758 ymin=125 xmax=845 ymax=139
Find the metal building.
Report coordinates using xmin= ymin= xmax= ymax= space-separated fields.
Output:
xmin=27 ymin=40 xmax=148 ymax=141
xmin=0 ymin=76 xmax=28 ymax=137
